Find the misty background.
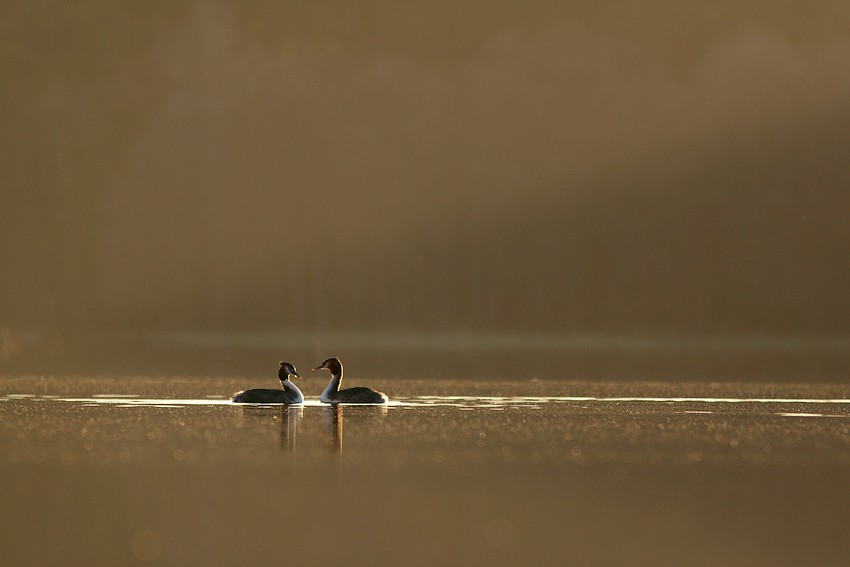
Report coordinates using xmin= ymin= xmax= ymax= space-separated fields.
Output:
xmin=3 ymin=1 xmax=850 ymax=379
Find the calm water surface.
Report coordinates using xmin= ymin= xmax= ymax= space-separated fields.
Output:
xmin=2 ymin=376 xmax=850 ymax=566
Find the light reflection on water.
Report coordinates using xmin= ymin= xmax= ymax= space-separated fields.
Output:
xmin=4 ymin=393 xmax=849 ymax=419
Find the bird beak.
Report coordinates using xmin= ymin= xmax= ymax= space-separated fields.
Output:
xmin=312 ymin=365 xmax=324 ymax=371
xmin=292 ymin=372 xmax=301 ymax=379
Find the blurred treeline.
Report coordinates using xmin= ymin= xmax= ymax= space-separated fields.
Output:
xmin=2 ymin=2 xmax=850 ymax=373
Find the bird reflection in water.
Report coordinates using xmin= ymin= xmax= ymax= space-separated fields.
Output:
xmin=324 ymin=405 xmax=344 ymax=455
xmin=322 ymin=404 xmax=389 ymax=456
xmin=278 ymin=405 xmax=303 ymax=453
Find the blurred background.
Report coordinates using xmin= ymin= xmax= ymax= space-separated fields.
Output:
xmin=3 ymin=1 xmax=850 ymax=379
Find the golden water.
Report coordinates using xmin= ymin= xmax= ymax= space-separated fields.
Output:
xmin=2 ymin=376 xmax=850 ymax=565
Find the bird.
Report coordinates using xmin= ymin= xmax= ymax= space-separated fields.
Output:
xmin=313 ymin=357 xmax=388 ymax=404
xmin=231 ymin=361 xmax=304 ymax=404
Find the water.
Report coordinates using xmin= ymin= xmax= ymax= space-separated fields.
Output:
xmin=2 ymin=376 xmax=850 ymax=566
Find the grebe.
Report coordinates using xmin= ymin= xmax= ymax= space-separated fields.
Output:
xmin=313 ymin=357 xmax=388 ymax=404
xmin=231 ymin=361 xmax=304 ymax=404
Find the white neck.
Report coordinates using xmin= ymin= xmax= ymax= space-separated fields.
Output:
xmin=282 ymin=378 xmax=303 ymax=398
xmin=320 ymin=372 xmax=342 ymax=403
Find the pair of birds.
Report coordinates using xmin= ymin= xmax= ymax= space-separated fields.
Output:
xmin=231 ymin=357 xmax=388 ymax=404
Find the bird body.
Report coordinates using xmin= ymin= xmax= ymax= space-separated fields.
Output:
xmin=232 ymin=362 xmax=304 ymax=404
xmin=314 ymin=357 xmax=388 ymax=404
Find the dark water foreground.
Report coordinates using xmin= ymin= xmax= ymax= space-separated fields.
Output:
xmin=2 ymin=376 xmax=850 ymax=566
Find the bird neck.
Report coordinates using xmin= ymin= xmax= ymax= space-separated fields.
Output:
xmin=280 ymin=377 xmax=302 ymax=396
xmin=322 ymin=371 xmax=343 ymax=397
